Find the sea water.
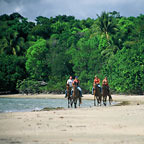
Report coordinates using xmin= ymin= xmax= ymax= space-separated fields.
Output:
xmin=0 ymin=97 xmax=116 ymax=113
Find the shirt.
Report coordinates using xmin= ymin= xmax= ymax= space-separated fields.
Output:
xmin=94 ymin=78 xmax=100 ymax=84
xmin=73 ymin=79 xmax=80 ymax=86
xmin=67 ymin=79 xmax=73 ymax=87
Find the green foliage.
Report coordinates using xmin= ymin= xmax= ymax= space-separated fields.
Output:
xmin=0 ymin=12 xmax=144 ymax=94
xmin=16 ymin=79 xmax=46 ymax=94
xmin=0 ymin=54 xmax=26 ymax=92
xmin=102 ymin=45 xmax=144 ymax=94
xmin=46 ymin=76 xmax=66 ymax=93
xmin=0 ymin=13 xmax=35 ymax=56
xmin=96 ymin=11 xmax=118 ymax=40
xmin=26 ymin=39 xmax=50 ymax=81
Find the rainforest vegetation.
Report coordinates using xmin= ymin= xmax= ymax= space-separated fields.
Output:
xmin=0 ymin=11 xmax=143 ymax=94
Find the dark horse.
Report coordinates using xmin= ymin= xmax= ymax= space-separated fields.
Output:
xmin=71 ymin=82 xmax=82 ymax=108
xmin=66 ymin=84 xmax=72 ymax=108
xmin=102 ymin=85 xmax=112 ymax=106
xmin=93 ymin=83 xmax=102 ymax=106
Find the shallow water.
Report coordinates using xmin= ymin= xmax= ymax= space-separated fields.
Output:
xmin=0 ymin=97 xmax=117 ymax=113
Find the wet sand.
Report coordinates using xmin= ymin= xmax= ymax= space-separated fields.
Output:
xmin=0 ymin=94 xmax=144 ymax=144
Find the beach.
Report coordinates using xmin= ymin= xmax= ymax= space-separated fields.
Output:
xmin=0 ymin=94 xmax=144 ymax=144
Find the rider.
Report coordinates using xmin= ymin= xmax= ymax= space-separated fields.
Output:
xmin=92 ymin=75 xmax=101 ymax=94
xmin=102 ymin=76 xmax=112 ymax=100
xmin=102 ymin=76 xmax=109 ymax=87
xmin=65 ymin=76 xmax=73 ymax=98
xmin=72 ymin=76 xmax=83 ymax=97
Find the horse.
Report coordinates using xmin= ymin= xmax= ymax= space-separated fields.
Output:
xmin=93 ymin=83 xmax=102 ymax=106
xmin=102 ymin=85 xmax=112 ymax=106
xmin=66 ymin=84 xmax=72 ymax=108
xmin=71 ymin=82 xmax=82 ymax=108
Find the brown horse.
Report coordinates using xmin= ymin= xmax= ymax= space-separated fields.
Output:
xmin=93 ymin=83 xmax=102 ymax=106
xmin=71 ymin=82 xmax=81 ymax=108
xmin=66 ymin=84 xmax=72 ymax=108
xmin=102 ymin=85 xmax=112 ymax=106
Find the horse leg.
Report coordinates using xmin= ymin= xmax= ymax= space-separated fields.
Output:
xmin=97 ymin=96 xmax=101 ymax=106
xmin=74 ymin=99 xmax=77 ymax=108
xmin=105 ymin=96 xmax=107 ymax=106
xmin=70 ymin=98 xmax=73 ymax=108
xmin=68 ymin=98 xmax=70 ymax=108
xmin=79 ymin=97 xmax=81 ymax=107
xmin=99 ymin=95 xmax=102 ymax=106
xmin=98 ymin=97 xmax=100 ymax=106
xmin=108 ymin=93 xmax=112 ymax=105
xmin=106 ymin=87 xmax=112 ymax=105
xmin=68 ymin=97 xmax=72 ymax=108
xmin=103 ymin=96 xmax=107 ymax=106
xmin=94 ymin=95 xmax=96 ymax=106
xmin=109 ymin=96 xmax=112 ymax=105
xmin=96 ymin=96 xmax=99 ymax=106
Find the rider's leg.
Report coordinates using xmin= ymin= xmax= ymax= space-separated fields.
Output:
xmin=77 ymin=87 xmax=83 ymax=97
xmin=100 ymin=87 xmax=102 ymax=93
xmin=98 ymin=84 xmax=102 ymax=93
xmin=92 ymin=87 xmax=94 ymax=95
xmin=71 ymin=88 xmax=73 ymax=96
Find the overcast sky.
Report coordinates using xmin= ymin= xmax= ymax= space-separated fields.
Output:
xmin=0 ymin=0 xmax=144 ymax=21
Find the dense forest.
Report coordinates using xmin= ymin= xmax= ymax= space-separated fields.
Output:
xmin=0 ymin=11 xmax=143 ymax=94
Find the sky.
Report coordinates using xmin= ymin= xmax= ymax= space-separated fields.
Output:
xmin=0 ymin=0 xmax=144 ymax=21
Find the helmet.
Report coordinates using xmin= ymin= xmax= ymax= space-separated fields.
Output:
xmin=75 ymin=76 xmax=78 ymax=79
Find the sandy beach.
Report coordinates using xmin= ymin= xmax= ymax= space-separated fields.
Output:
xmin=0 ymin=94 xmax=144 ymax=144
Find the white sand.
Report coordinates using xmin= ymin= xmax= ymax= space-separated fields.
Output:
xmin=0 ymin=94 xmax=144 ymax=144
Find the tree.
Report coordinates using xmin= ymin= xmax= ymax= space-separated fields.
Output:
xmin=26 ymin=39 xmax=50 ymax=81
xmin=0 ymin=13 xmax=35 ymax=56
xmin=96 ymin=11 xmax=118 ymax=40
xmin=0 ymin=54 xmax=26 ymax=92
xmin=102 ymin=45 xmax=144 ymax=94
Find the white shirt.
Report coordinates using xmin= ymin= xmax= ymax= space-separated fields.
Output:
xmin=67 ymin=79 xmax=73 ymax=87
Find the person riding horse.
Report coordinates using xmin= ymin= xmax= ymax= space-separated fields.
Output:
xmin=102 ymin=76 xmax=112 ymax=101
xmin=92 ymin=75 xmax=102 ymax=106
xmin=92 ymin=75 xmax=101 ymax=94
xmin=72 ymin=76 xmax=83 ymax=97
xmin=65 ymin=76 xmax=73 ymax=98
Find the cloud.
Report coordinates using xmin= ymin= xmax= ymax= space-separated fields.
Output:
xmin=0 ymin=0 xmax=144 ymax=21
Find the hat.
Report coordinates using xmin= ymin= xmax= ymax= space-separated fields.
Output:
xmin=75 ymin=76 xmax=78 ymax=79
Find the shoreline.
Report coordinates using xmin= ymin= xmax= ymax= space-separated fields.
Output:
xmin=0 ymin=93 xmax=144 ymax=104
xmin=0 ymin=94 xmax=144 ymax=144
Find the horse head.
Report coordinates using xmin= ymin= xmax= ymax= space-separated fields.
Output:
xmin=72 ymin=82 xmax=78 ymax=96
xmin=72 ymin=82 xmax=81 ymax=108
xmin=66 ymin=83 xmax=71 ymax=97
xmin=66 ymin=83 xmax=70 ymax=89
xmin=93 ymin=82 xmax=97 ymax=90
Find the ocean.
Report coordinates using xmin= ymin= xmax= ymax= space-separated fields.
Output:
xmin=0 ymin=97 xmax=95 ymax=113
xmin=0 ymin=97 xmax=117 ymax=113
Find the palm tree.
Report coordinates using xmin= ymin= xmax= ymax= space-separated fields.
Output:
xmin=96 ymin=11 xmax=118 ymax=40
xmin=96 ymin=12 xmax=120 ymax=60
